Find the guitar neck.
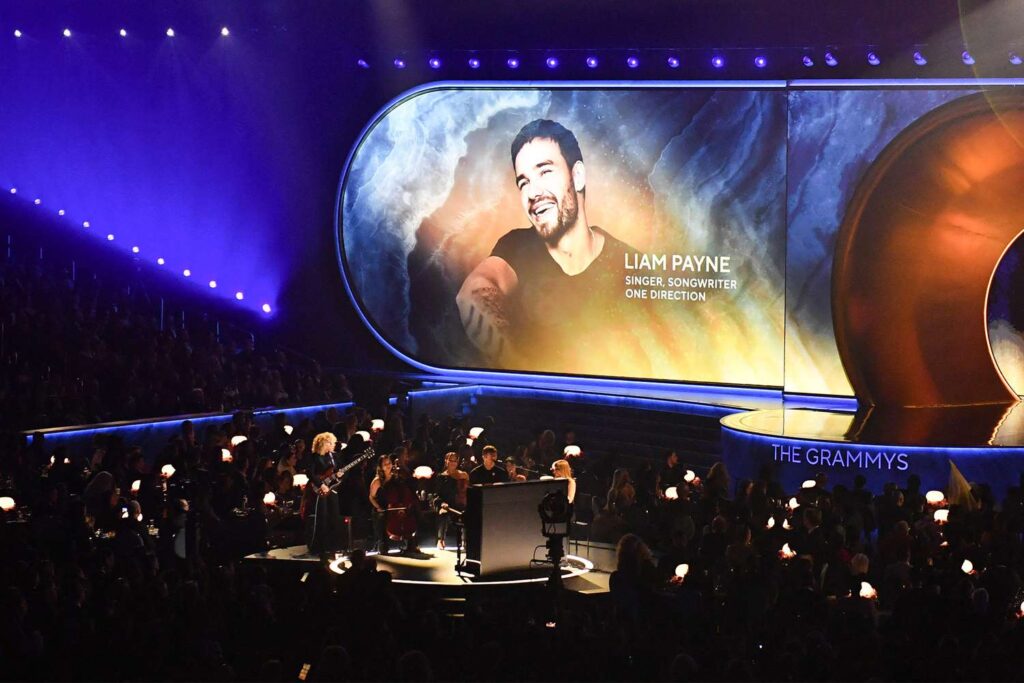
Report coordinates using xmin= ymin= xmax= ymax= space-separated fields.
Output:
xmin=327 ymin=447 xmax=375 ymax=490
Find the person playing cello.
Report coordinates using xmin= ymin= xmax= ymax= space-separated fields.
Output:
xmin=369 ymin=453 xmax=422 ymax=555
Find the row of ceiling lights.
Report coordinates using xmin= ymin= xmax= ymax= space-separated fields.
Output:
xmin=11 ymin=27 xmax=231 ymax=38
xmin=373 ymin=49 xmax=1024 ymax=71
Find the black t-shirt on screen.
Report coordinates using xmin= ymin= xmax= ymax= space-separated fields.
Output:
xmin=490 ymin=226 xmax=651 ymax=376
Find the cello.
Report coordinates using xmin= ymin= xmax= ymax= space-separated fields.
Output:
xmin=379 ymin=462 xmax=420 ymax=546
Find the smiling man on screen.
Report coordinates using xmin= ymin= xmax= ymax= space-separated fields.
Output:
xmin=456 ymin=119 xmax=649 ymax=376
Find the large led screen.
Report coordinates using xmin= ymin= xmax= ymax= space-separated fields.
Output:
xmin=340 ymin=86 xmax=788 ymax=386
xmin=340 ymin=84 xmax=1024 ymax=399
xmin=785 ymin=87 xmax=1024 ymax=402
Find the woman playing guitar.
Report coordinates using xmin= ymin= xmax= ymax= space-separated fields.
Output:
xmin=369 ymin=454 xmax=421 ymax=554
xmin=306 ymin=432 xmax=344 ymax=558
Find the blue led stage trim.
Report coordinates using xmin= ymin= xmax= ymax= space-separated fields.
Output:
xmin=403 ymin=381 xmax=768 ymax=418
xmin=24 ymin=402 xmax=354 ymax=464
xmin=721 ymin=420 xmax=1024 ymax=500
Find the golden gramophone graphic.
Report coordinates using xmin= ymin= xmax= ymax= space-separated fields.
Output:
xmin=832 ymin=91 xmax=1024 ymax=445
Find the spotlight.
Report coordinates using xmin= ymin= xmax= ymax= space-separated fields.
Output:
xmin=131 ymin=246 xmax=139 ymax=254
xmin=664 ymin=486 xmax=679 ymax=500
xmin=961 ymin=559 xmax=975 ymax=574
xmin=962 ymin=50 xmax=975 ymax=65
xmin=157 ymin=257 xmax=165 ymax=265
xmin=183 ymin=269 xmax=191 ymax=277
xmin=33 ymin=198 xmax=40 ymax=205
xmin=220 ymin=27 xmax=230 ymax=37
xmin=925 ymin=490 xmax=945 ymax=505
xmin=235 ymin=291 xmax=244 ymax=300
xmin=263 ymin=492 xmax=276 ymax=506
xmin=262 ymin=303 xmax=272 ymax=313
xmin=802 ymin=55 xmax=814 ymax=67
xmin=754 ymin=55 xmax=767 ymax=68
xmin=674 ymin=564 xmax=689 ymax=579
xmin=393 ymin=57 xmax=406 ymax=69
xmin=586 ymin=55 xmax=599 ymax=68
xmin=413 ymin=466 xmax=434 ymax=479
xmin=160 ymin=464 xmax=175 ymax=478
xmin=82 ymin=221 xmax=90 ymax=228
xmin=58 ymin=209 xmax=65 ymax=216
xmin=859 ymin=581 xmax=878 ymax=599
xmin=788 ymin=496 xmax=799 ymax=509
xmin=130 ymin=480 xmax=141 ymax=493
xmin=1010 ymin=52 xmax=1023 ymax=65
xmin=293 ymin=473 xmax=308 ymax=487
xmin=357 ymin=58 xmax=370 ymax=69
xmin=913 ymin=51 xmax=928 ymax=66
xmin=468 ymin=427 xmax=484 ymax=439
xmin=468 ymin=57 xmax=481 ymax=69
xmin=0 ymin=497 xmax=15 ymax=512
xmin=63 ymin=28 xmax=71 ymax=38
xmin=119 ymin=28 xmax=127 ymax=38
xmin=106 ymin=234 xmax=114 ymax=241
xmin=284 ymin=425 xmax=294 ymax=435
xmin=626 ymin=55 xmax=639 ymax=68
xmin=934 ymin=509 xmax=949 ymax=523
xmin=824 ymin=51 xmax=838 ymax=67
xmin=711 ymin=55 xmax=725 ymax=68
xmin=166 ymin=28 xmax=175 ymax=38
xmin=231 ymin=435 xmax=248 ymax=446
xmin=667 ymin=55 xmax=680 ymax=68
xmin=8 ymin=188 xmax=14 ymax=194
xmin=546 ymin=56 xmax=559 ymax=69
xmin=801 ymin=479 xmax=816 ymax=489
xmin=563 ymin=445 xmax=581 ymax=457
xmin=371 ymin=419 xmax=384 ymax=431
xmin=13 ymin=29 xmax=22 ymax=38
xmin=208 ymin=280 xmax=217 ymax=288
xmin=506 ymin=56 xmax=520 ymax=69
xmin=428 ymin=57 xmax=441 ymax=69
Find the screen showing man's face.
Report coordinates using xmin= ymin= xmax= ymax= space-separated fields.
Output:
xmin=514 ymin=138 xmax=579 ymax=243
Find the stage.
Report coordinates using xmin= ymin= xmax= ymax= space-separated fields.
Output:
xmin=244 ymin=543 xmax=611 ymax=594
xmin=721 ymin=405 xmax=1024 ymax=498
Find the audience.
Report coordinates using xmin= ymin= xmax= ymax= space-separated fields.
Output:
xmin=0 ymin=261 xmax=352 ymax=430
xmin=3 ymin=257 xmax=1024 ymax=682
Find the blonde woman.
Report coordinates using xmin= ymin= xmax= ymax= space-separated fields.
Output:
xmin=551 ymin=459 xmax=576 ymax=505
xmin=307 ymin=432 xmax=343 ymax=557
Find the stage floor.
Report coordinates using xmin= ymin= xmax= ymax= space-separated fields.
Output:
xmin=245 ymin=544 xmax=610 ymax=594
xmin=723 ymin=403 xmax=1024 ymax=447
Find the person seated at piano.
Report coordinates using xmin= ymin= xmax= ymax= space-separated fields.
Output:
xmin=435 ymin=451 xmax=469 ymax=549
xmin=307 ymin=432 xmax=345 ymax=558
xmin=551 ymin=459 xmax=577 ymax=505
xmin=504 ymin=457 xmax=527 ymax=483
xmin=469 ymin=445 xmax=510 ymax=486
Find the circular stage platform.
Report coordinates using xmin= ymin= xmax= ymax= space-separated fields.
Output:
xmin=328 ymin=547 xmax=594 ymax=586
xmin=246 ymin=544 xmax=608 ymax=593
xmin=721 ymin=405 xmax=1024 ymax=499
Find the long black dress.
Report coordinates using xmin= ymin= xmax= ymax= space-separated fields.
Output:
xmin=306 ymin=452 xmax=346 ymax=555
